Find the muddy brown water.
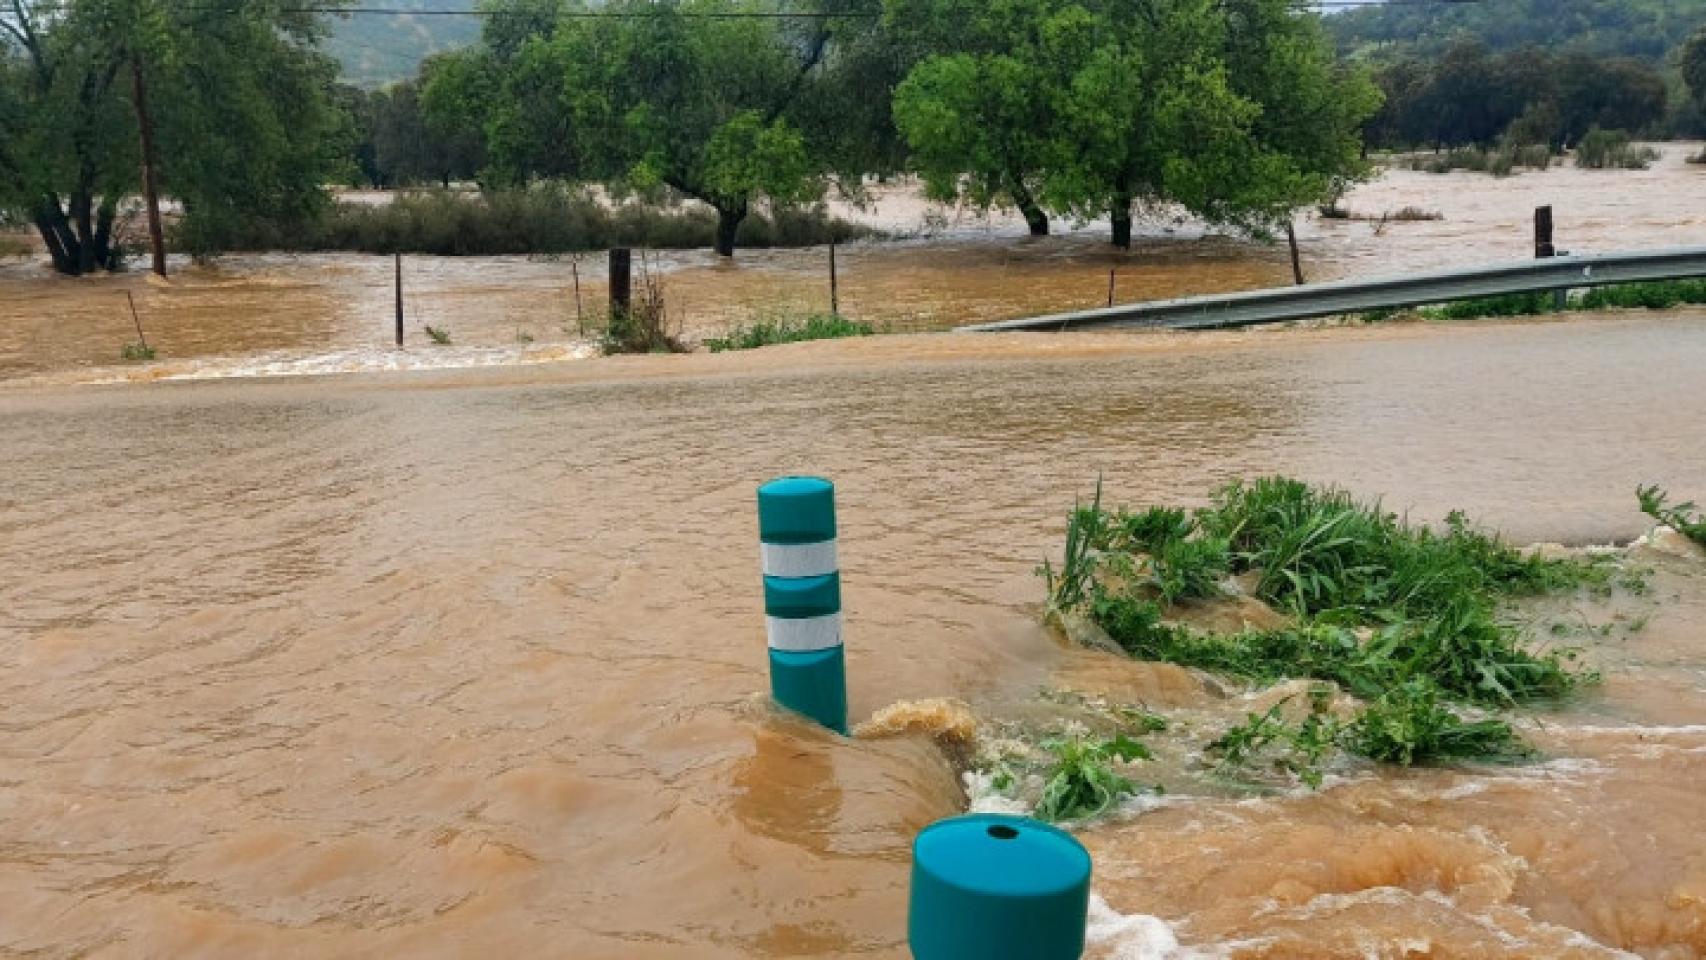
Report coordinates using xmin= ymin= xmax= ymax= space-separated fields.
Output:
xmin=1 ymin=143 xmax=1702 ymax=384
xmin=2 ymin=315 xmax=1706 ymax=957
xmin=5 ymin=149 xmax=1706 ymax=957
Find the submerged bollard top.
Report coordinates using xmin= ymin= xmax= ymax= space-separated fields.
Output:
xmin=909 ymin=814 xmax=1091 ymax=960
xmin=757 ymin=476 xmax=837 ymax=544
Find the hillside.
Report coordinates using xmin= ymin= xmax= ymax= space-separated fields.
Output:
xmin=1328 ymin=0 xmax=1706 ymax=61
xmin=324 ymin=0 xmax=480 ymax=87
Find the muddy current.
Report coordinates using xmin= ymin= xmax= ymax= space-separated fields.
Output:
xmin=3 ymin=153 xmax=1706 ymax=958
xmin=0 ymin=143 xmax=1702 ymax=384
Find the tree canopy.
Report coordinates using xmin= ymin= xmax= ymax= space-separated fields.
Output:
xmin=1328 ymin=0 xmax=1706 ymax=62
xmin=0 ymin=0 xmax=353 ymax=274
xmin=1365 ymin=41 xmax=1671 ymax=150
xmin=422 ymin=0 xmax=877 ymax=255
xmin=887 ymin=0 xmax=1377 ymax=246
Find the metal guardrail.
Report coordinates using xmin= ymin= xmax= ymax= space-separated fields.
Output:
xmin=957 ymin=245 xmax=1706 ymax=332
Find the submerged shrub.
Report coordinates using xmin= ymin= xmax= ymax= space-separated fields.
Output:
xmin=1574 ymin=128 xmax=1660 ymax=169
xmin=173 ymin=186 xmax=875 ymax=256
xmin=1347 ymin=679 xmax=1533 ymax=765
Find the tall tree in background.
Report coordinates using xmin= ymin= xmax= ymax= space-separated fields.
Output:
xmin=0 ymin=0 xmax=352 ymax=274
xmin=888 ymin=0 xmax=1376 ymax=248
xmin=1 ymin=0 xmax=136 ymax=275
xmin=446 ymin=0 xmax=839 ymax=256
xmin=1681 ymin=27 xmax=1706 ymax=110
xmin=888 ymin=0 xmax=1079 ymax=236
xmin=1364 ymin=42 xmax=1671 ymax=150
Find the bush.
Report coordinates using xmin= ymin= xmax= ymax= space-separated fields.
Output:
xmin=174 ymin=185 xmax=876 ymax=256
xmin=703 ymin=312 xmax=874 ymax=352
xmin=1411 ymin=140 xmax=1551 ymax=176
xmin=1574 ymin=128 xmax=1659 ymax=169
xmin=1576 ymin=279 xmax=1706 ymax=310
xmin=1423 ymin=292 xmax=1559 ymax=320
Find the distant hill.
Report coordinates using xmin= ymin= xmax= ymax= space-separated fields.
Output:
xmin=1328 ymin=0 xmax=1706 ymax=61
xmin=323 ymin=1 xmax=480 ymax=87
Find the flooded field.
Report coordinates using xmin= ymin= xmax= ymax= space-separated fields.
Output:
xmin=0 ymin=143 xmax=1702 ymax=383
xmin=3 ymin=314 xmax=1706 ymax=957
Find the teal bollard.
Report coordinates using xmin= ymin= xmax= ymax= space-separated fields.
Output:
xmin=757 ymin=476 xmax=847 ymax=734
xmin=908 ymin=814 xmax=1092 ymax=960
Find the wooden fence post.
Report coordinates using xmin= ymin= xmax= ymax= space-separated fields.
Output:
xmin=609 ymin=247 xmax=632 ymax=320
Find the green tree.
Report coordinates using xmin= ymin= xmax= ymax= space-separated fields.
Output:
xmin=888 ymin=0 xmax=1081 ymax=235
xmin=349 ymin=74 xmax=483 ymax=188
xmin=889 ymin=0 xmax=1377 ymax=248
xmin=0 ymin=0 xmax=353 ymax=274
xmin=1 ymin=0 xmax=137 ymax=274
xmin=1679 ymin=27 xmax=1706 ymax=107
xmin=471 ymin=0 xmax=832 ymax=256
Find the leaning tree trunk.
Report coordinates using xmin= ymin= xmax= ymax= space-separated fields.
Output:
xmin=714 ymin=201 xmax=748 ymax=258
xmin=1010 ymin=179 xmax=1049 ymax=237
xmin=1110 ymin=190 xmax=1133 ymax=250
xmin=34 ymin=203 xmax=77 ymax=276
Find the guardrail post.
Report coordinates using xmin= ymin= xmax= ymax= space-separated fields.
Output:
xmin=757 ymin=476 xmax=847 ymax=734
xmin=1535 ymin=206 xmax=1555 ymax=259
xmin=909 ymin=814 xmax=1092 ymax=959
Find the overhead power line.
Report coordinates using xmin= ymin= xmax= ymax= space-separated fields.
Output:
xmin=7 ymin=0 xmax=1483 ymax=18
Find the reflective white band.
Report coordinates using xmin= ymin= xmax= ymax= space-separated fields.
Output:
xmin=761 ymin=539 xmax=839 ymax=579
xmin=766 ymin=613 xmax=843 ymax=652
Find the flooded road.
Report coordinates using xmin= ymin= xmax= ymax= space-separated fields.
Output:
xmin=1 ymin=143 xmax=1701 ymax=383
xmin=3 ymin=314 xmax=1706 ymax=956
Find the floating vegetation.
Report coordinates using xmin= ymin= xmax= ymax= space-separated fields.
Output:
xmin=1040 ymin=476 xmax=1627 ymax=789
xmin=119 ymin=342 xmax=156 ymax=362
xmin=1033 ymin=733 xmax=1155 ymax=822
xmin=424 ymin=325 xmax=452 ymax=345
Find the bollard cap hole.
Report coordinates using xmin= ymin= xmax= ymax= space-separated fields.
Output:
xmin=987 ymin=824 xmax=1019 ymax=841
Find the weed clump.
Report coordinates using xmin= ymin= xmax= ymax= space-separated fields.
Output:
xmin=1638 ymin=485 xmax=1706 ymax=548
xmin=602 ymin=259 xmax=685 ymax=355
xmin=1033 ymin=733 xmax=1154 ymax=822
xmin=119 ymin=342 xmax=156 ymax=362
xmin=703 ymin=312 xmax=874 ymax=352
xmin=1043 ymin=476 xmax=1618 ymax=784
xmin=423 ymin=325 xmax=452 ymax=345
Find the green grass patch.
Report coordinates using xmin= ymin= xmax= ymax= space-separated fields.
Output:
xmin=1421 ymin=292 xmax=1560 ymax=321
xmin=1043 ymin=476 xmax=1624 ymax=784
xmin=1416 ymin=280 xmax=1706 ymax=323
xmin=1577 ymin=280 xmax=1706 ymax=310
xmin=704 ymin=312 xmax=874 ymax=352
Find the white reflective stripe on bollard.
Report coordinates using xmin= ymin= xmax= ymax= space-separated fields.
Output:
xmin=760 ymin=540 xmax=839 ymax=579
xmin=765 ymin=613 xmax=843 ymax=652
